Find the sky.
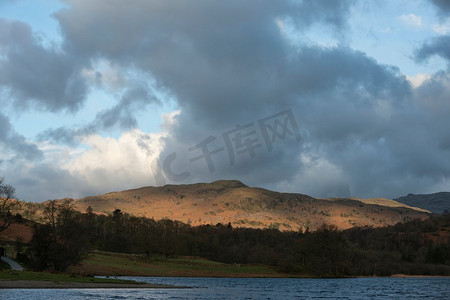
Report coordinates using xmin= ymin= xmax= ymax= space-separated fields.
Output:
xmin=1 ymin=0 xmax=450 ymax=202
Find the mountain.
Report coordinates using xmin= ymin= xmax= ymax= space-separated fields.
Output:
xmin=39 ymin=180 xmax=426 ymax=231
xmin=394 ymin=192 xmax=450 ymax=214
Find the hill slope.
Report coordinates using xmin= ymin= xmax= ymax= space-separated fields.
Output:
xmin=394 ymin=192 xmax=450 ymax=214
xmin=62 ymin=180 xmax=429 ymax=231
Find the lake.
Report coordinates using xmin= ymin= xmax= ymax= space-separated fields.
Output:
xmin=1 ymin=277 xmax=449 ymax=299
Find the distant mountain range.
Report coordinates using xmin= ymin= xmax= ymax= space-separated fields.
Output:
xmin=394 ymin=192 xmax=450 ymax=214
xmin=17 ymin=180 xmax=430 ymax=231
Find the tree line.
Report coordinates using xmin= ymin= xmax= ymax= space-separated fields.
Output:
xmin=20 ymin=200 xmax=450 ymax=277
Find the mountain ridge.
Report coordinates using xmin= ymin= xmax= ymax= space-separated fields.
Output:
xmin=394 ymin=192 xmax=450 ymax=214
xmin=56 ymin=180 xmax=429 ymax=231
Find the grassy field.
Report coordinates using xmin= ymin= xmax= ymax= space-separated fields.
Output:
xmin=1 ymin=251 xmax=289 ymax=280
xmin=68 ymin=251 xmax=287 ymax=277
xmin=1 ymin=256 xmax=142 ymax=283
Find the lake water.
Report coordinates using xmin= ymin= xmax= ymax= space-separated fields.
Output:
xmin=1 ymin=277 xmax=449 ymax=299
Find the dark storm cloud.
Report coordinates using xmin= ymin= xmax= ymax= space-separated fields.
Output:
xmin=152 ymin=44 xmax=415 ymax=197
xmin=54 ymin=0 xmax=356 ymax=130
xmin=0 ymin=19 xmax=87 ymax=113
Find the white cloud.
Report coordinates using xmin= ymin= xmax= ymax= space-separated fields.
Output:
xmin=160 ymin=110 xmax=180 ymax=132
xmin=65 ymin=112 xmax=177 ymax=191
xmin=63 ymin=110 xmax=179 ymax=193
xmin=1 ymin=110 xmax=180 ymax=202
xmin=406 ymin=73 xmax=431 ymax=88
xmin=37 ymin=140 xmax=83 ymax=164
xmin=432 ymin=22 xmax=450 ymax=35
xmin=398 ymin=13 xmax=422 ymax=27
xmin=275 ymin=17 xmax=286 ymax=33
xmin=65 ymin=129 xmax=165 ymax=192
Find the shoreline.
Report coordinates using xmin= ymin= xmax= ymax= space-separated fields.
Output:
xmin=96 ymin=273 xmax=450 ymax=278
xmin=102 ymin=274 xmax=450 ymax=279
xmin=0 ymin=279 xmax=187 ymax=289
xmin=389 ymin=274 xmax=450 ymax=278
xmin=2 ymin=274 xmax=449 ymax=288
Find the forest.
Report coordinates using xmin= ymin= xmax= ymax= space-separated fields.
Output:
xmin=12 ymin=200 xmax=450 ymax=277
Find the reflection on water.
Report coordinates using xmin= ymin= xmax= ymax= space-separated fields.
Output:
xmin=1 ymin=277 xmax=449 ymax=299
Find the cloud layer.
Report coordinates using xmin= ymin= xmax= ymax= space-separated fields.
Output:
xmin=1 ymin=0 xmax=450 ymax=201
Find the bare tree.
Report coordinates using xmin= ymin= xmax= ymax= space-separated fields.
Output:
xmin=0 ymin=177 xmax=18 ymax=232
xmin=43 ymin=199 xmax=76 ymax=232
xmin=44 ymin=200 xmax=59 ymax=230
